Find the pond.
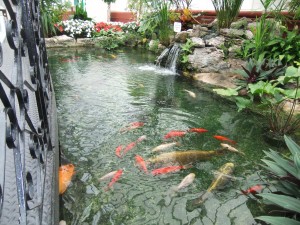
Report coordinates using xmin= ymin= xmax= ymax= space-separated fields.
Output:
xmin=48 ymin=47 xmax=285 ymax=225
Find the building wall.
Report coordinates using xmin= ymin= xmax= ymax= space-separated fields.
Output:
xmin=83 ymin=0 xmax=290 ymax=22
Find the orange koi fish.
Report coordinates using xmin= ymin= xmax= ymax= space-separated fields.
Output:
xmin=135 ymin=155 xmax=148 ymax=173
xmin=213 ymin=135 xmax=236 ymax=144
xmin=105 ymin=169 xmax=123 ymax=191
xmin=122 ymin=141 xmax=137 ymax=156
xmin=59 ymin=164 xmax=75 ymax=194
xmin=151 ymin=165 xmax=189 ymax=176
xmin=188 ymin=128 xmax=208 ymax=133
xmin=241 ymin=184 xmax=264 ymax=195
xmin=115 ymin=145 xmax=123 ymax=158
xmin=164 ymin=130 xmax=186 ymax=139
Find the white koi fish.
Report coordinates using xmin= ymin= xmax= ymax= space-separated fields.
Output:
xmin=98 ymin=170 xmax=118 ymax=182
xmin=151 ymin=142 xmax=179 ymax=152
xmin=176 ymin=173 xmax=196 ymax=190
xmin=184 ymin=89 xmax=196 ymax=98
xmin=220 ymin=143 xmax=245 ymax=155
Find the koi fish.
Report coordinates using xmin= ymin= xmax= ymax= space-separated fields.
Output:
xmin=115 ymin=145 xmax=123 ymax=158
xmin=59 ymin=164 xmax=75 ymax=194
xmin=241 ymin=184 xmax=264 ymax=195
xmin=184 ymin=89 xmax=196 ymax=98
xmin=135 ymin=155 xmax=148 ymax=173
xmin=98 ymin=170 xmax=118 ymax=182
xmin=61 ymin=58 xmax=78 ymax=63
xmin=151 ymin=142 xmax=180 ymax=152
xmin=148 ymin=149 xmax=230 ymax=165
xmin=105 ymin=169 xmax=123 ymax=191
xmin=123 ymin=141 xmax=137 ymax=156
xmin=213 ymin=135 xmax=236 ymax=144
xmin=110 ymin=54 xmax=117 ymax=59
xmin=137 ymin=135 xmax=147 ymax=142
xmin=151 ymin=165 xmax=190 ymax=176
xmin=220 ymin=143 xmax=245 ymax=155
xmin=176 ymin=173 xmax=196 ymax=190
xmin=120 ymin=121 xmax=145 ymax=133
xmin=193 ymin=162 xmax=234 ymax=205
xmin=188 ymin=128 xmax=208 ymax=133
xmin=164 ymin=130 xmax=186 ymax=139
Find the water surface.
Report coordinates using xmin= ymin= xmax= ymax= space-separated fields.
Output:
xmin=48 ymin=47 xmax=284 ymax=225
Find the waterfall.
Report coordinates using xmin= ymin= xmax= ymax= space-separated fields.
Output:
xmin=156 ymin=43 xmax=181 ymax=73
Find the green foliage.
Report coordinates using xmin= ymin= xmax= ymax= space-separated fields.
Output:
xmin=74 ymin=0 xmax=91 ymax=21
xmin=263 ymin=29 xmax=300 ymax=66
xmin=211 ymin=0 xmax=244 ymax=30
xmin=95 ymin=36 xmax=123 ymax=51
xmin=179 ymin=38 xmax=194 ymax=68
xmin=213 ymin=65 xmax=300 ymax=135
xmin=137 ymin=0 xmax=172 ymax=45
xmin=236 ymin=57 xmax=286 ymax=88
xmin=256 ymin=135 xmax=300 ymax=225
xmin=40 ymin=0 xmax=71 ymax=37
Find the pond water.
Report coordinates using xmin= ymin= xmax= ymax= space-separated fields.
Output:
xmin=48 ymin=47 xmax=285 ymax=225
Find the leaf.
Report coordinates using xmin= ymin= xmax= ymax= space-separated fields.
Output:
xmin=284 ymin=135 xmax=300 ymax=157
xmin=264 ymin=149 xmax=298 ymax=178
xmin=261 ymin=158 xmax=287 ymax=176
xmin=256 ymin=216 xmax=300 ymax=225
xmin=235 ymin=97 xmax=252 ymax=112
xmin=213 ymin=88 xmax=238 ymax=96
xmin=258 ymin=193 xmax=300 ymax=213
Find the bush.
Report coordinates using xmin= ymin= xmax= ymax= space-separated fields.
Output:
xmin=58 ymin=19 xmax=95 ymax=38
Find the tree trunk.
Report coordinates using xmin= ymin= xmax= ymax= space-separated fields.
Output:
xmin=107 ymin=3 xmax=111 ymax=22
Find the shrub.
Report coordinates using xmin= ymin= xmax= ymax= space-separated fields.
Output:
xmin=58 ymin=19 xmax=95 ymax=38
xmin=256 ymin=135 xmax=300 ymax=225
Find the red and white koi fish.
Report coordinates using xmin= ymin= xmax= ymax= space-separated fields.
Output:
xmin=241 ymin=184 xmax=264 ymax=195
xmin=105 ymin=169 xmax=123 ymax=191
xmin=213 ymin=135 xmax=237 ymax=144
xmin=135 ymin=155 xmax=148 ymax=173
xmin=120 ymin=121 xmax=145 ymax=133
xmin=151 ymin=165 xmax=190 ymax=176
xmin=98 ymin=170 xmax=118 ymax=182
xmin=188 ymin=128 xmax=208 ymax=133
xmin=164 ymin=130 xmax=186 ymax=139
xmin=137 ymin=135 xmax=147 ymax=142
xmin=115 ymin=145 xmax=123 ymax=158
xmin=151 ymin=142 xmax=179 ymax=152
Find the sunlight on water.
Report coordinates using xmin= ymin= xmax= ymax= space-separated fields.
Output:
xmin=48 ymin=47 xmax=285 ymax=225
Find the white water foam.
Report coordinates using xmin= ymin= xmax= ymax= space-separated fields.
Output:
xmin=137 ymin=64 xmax=178 ymax=76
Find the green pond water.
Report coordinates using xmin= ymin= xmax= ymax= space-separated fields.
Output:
xmin=48 ymin=47 xmax=286 ymax=225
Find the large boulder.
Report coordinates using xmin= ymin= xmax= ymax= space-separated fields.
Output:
xmin=220 ymin=28 xmax=245 ymax=38
xmin=190 ymin=37 xmax=205 ymax=48
xmin=174 ymin=31 xmax=189 ymax=43
xmin=230 ymin=17 xmax=251 ymax=30
xmin=205 ymin=36 xmax=225 ymax=49
xmin=188 ymin=47 xmax=230 ymax=72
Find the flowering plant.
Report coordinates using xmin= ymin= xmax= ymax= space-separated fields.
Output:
xmin=94 ymin=22 xmax=123 ymax=32
xmin=58 ymin=19 xmax=95 ymax=38
xmin=120 ymin=22 xmax=139 ymax=33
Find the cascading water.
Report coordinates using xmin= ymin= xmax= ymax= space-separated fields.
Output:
xmin=156 ymin=43 xmax=181 ymax=73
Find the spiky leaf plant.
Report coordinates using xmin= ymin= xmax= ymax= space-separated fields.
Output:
xmin=256 ymin=135 xmax=300 ymax=225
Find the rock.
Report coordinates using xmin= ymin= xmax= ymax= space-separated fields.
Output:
xmin=207 ymin=19 xmax=218 ymax=29
xmin=188 ymin=47 xmax=230 ymax=73
xmin=247 ymin=22 xmax=257 ymax=31
xmin=189 ymin=25 xmax=209 ymax=38
xmin=228 ymin=45 xmax=241 ymax=58
xmin=148 ymin=40 xmax=160 ymax=52
xmin=193 ymin=73 xmax=237 ymax=88
xmin=174 ymin=31 xmax=189 ymax=43
xmin=190 ymin=37 xmax=205 ymax=48
xmin=230 ymin=17 xmax=251 ymax=30
xmin=220 ymin=28 xmax=245 ymax=38
xmin=244 ymin=30 xmax=254 ymax=39
xmin=206 ymin=36 xmax=225 ymax=49
xmin=55 ymin=35 xmax=73 ymax=42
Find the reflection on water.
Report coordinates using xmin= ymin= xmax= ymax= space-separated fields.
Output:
xmin=48 ymin=47 xmax=283 ymax=225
